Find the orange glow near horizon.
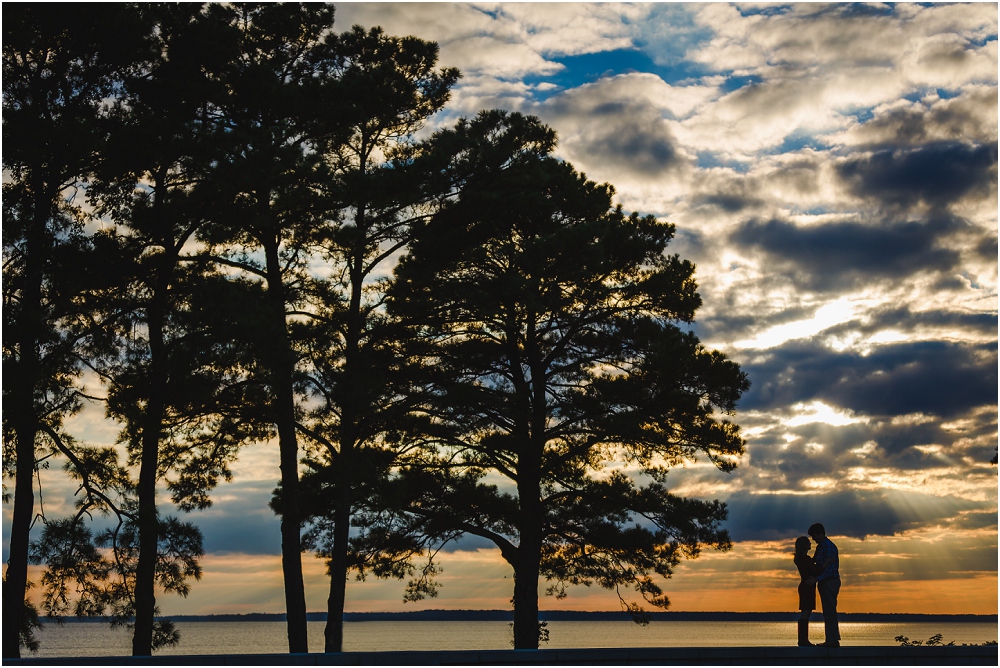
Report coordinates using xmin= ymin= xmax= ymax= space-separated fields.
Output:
xmin=67 ymin=542 xmax=987 ymax=618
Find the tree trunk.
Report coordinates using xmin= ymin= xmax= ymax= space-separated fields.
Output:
xmin=131 ymin=391 xmax=162 ymax=656
xmin=3 ymin=196 xmax=48 ymax=660
xmin=324 ymin=229 xmax=365 ymax=653
xmin=511 ymin=305 xmax=547 ymax=650
xmin=323 ymin=495 xmax=351 ymax=652
xmin=263 ymin=237 xmax=308 ymax=654
xmin=512 ymin=457 xmax=543 ymax=649
xmin=511 ymin=520 xmax=542 ymax=649
xmin=2 ymin=420 xmax=36 ymax=660
xmin=131 ymin=240 xmax=170 ymax=656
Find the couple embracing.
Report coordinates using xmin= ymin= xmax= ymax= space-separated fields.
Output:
xmin=793 ymin=523 xmax=841 ymax=647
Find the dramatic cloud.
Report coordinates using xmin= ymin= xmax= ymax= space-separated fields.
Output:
xmin=740 ymin=339 xmax=997 ymax=418
xmin=722 ymin=488 xmax=991 ymax=542
xmin=730 ymin=216 xmax=965 ymax=290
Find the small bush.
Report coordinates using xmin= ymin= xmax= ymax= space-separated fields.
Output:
xmin=895 ymin=634 xmax=997 ymax=647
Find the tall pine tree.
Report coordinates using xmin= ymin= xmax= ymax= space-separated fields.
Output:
xmin=195 ymin=3 xmax=338 ymax=652
xmin=291 ymin=25 xmax=459 ymax=652
xmin=86 ymin=5 xmax=259 ymax=654
xmin=389 ymin=111 xmax=750 ymax=649
xmin=1 ymin=5 xmax=148 ymax=657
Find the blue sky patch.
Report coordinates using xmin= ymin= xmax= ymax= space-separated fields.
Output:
xmin=969 ymin=34 xmax=997 ymax=48
xmin=695 ymin=151 xmax=754 ymax=173
xmin=720 ymin=75 xmax=764 ymax=94
xmin=853 ymin=107 xmax=876 ymax=123
xmin=772 ymin=133 xmax=829 ymax=154
xmin=526 ymin=48 xmax=705 ymax=91
xmin=737 ymin=4 xmax=791 ymax=18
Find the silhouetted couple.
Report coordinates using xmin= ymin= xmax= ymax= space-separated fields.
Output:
xmin=794 ymin=523 xmax=840 ymax=647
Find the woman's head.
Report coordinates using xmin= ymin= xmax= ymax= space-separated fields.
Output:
xmin=795 ymin=536 xmax=811 ymax=555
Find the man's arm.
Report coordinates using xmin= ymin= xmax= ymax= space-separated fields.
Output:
xmin=814 ymin=541 xmax=839 ymax=582
xmin=805 ymin=541 xmax=831 ymax=584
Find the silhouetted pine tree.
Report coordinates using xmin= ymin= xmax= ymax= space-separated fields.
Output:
xmin=291 ymin=25 xmax=459 ymax=653
xmin=85 ymin=5 xmax=245 ymax=655
xmin=1 ymin=4 xmax=148 ymax=657
xmin=388 ymin=111 xmax=750 ymax=650
xmin=193 ymin=3 xmax=339 ymax=652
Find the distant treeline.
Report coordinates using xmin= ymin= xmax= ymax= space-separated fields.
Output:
xmin=57 ymin=610 xmax=997 ymax=624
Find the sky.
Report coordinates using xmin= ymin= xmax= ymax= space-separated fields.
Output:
xmin=7 ymin=1 xmax=998 ymax=618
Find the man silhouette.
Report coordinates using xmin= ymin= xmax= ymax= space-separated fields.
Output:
xmin=804 ymin=523 xmax=840 ymax=647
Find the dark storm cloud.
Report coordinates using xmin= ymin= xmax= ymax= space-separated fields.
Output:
xmin=845 ymin=87 xmax=998 ymax=147
xmin=956 ymin=510 xmax=1000 ymax=531
xmin=561 ymin=101 xmax=680 ymax=176
xmin=740 ymin=339 xmax=997 ymax=418
xmin=975 ymin=233 xmax=998 ymax=260
xmin=691 ymin=192 xmax=763 ymax=213
xmin=837 ymin=141 xmax=998 ymax=210
xmin=823 ymin=305 xmax=999 ymax=337
xmin=588 ymin=121 xmax=678 ymax=175
xmin=441 ymin=533 xmax=497 ymax=552
xmin=731 ymin=216 xmax=961 ymax=291
xmin=721 ymin=488 xmax=989 ymax=542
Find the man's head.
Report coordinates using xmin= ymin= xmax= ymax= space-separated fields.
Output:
xmin=808 ymin=523 xmax=826 ymax=542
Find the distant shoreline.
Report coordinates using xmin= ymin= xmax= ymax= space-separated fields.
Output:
xmin=54 ymin=610 xmax=998 ymax=623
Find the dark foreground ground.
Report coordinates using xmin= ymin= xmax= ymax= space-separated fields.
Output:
xmin=7 ymin=646 xmax=998 ymax=666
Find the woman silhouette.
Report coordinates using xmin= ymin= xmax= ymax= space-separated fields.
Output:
xmin=794 ymin=535 xmax=820 ymax=646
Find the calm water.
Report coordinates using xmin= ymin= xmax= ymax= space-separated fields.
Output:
xmin=31 ymin=620 xmax=998 ymax=658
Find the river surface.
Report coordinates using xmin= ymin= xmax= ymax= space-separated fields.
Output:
xmin=30 ymin=620 xmax=998 ymax=657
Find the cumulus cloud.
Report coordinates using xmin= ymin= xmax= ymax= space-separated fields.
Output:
xmin=663 ymin=3 xmax=997 ymax=158
xmin=828 ymin=85 xmax=999 ymax=147
xmin=481 ymin=2 xmax=643 ymax=57
xmin=688 ymin=2 xmax=996 ymax=84
xmin=333 ymin=2 xmax=646 ymax=80
xmin=446 ymin=36 xmax=564 ymax=79
xmin=538 ymin=74 xmax=689 ymax=180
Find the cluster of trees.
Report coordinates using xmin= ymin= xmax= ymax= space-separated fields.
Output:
xmin=2 ymin=3 xmax=750 ymax=659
